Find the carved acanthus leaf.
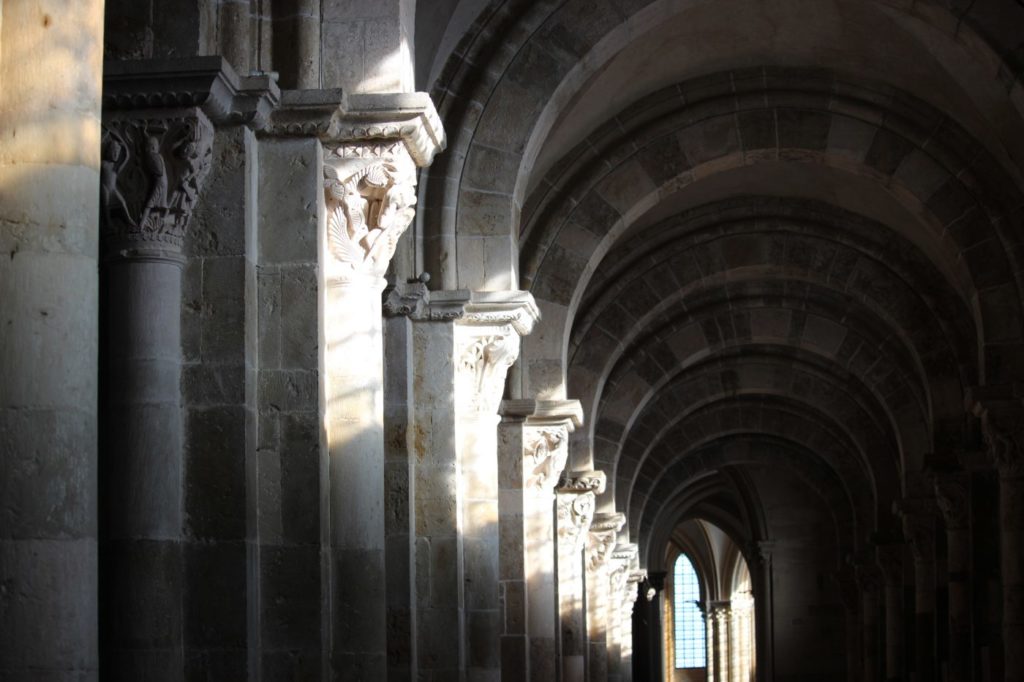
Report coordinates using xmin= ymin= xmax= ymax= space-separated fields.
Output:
xmin=323 ymin=143 xmax=417 ymax=281
xmin=457 ymin=333 xmax=520 ymax=415
xmin=101 ymin=114 xmax=214 ymax=250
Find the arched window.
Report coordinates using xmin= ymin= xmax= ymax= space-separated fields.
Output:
xmin=673 ymin=553 xmax=706 ymax=668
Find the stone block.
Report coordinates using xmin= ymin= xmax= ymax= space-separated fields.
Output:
xmin=257 ymin=139 xmax=319 ymax=265
xmin=184 ymin=649 xmax=247 ymax=681
xmin=103 ymin=539 xmax=183 ymax=648
xmin=321 ymin=21 xmax=365 ymax=91
xmin=0 ymin=164 xmax=100 ymax=243
xmin=279 ymin=265 xmax=318 ymax=368
xmin=777 ymin=108 xmax=832 ymax=151
xmin=472 ymin=81 xmax=546 ymax=155
xmin=260 ymin=544 xmax=321 ymax=650
xmin=462 ymin=145 xmax=523 ymax=194
xmin=184 ymin=542 xmax=247 ymax=648
xmin=201 ymin=256 xmax=247 ymax=361
xmin=467 ymin=609 xmax=501 ymax=668
xmin=464 ymin=536 xmax=499 ymax=610
xmin=677 ymin=114 xmax=741 ymax=167
xmin=825 ymin=115 xmax=876 ymax=162
xmin=458 ymin=190 xmax=514 ymax=237
xmin=185 ymin=406 xmax=246 ymax=541
xmin=257 ymin=267 xmax=282 ymax=368
xmin=260 ymin=649 xmax=320 ymax=681
xmin=182 ymin=362 xmax=245 ymax=406
xmin=500 ymin=634 xmax=527 ymax=679
xmin=0 ymin=538 xmax=97 ymax=671
xmin=280 ymin=413 xmax=320 ymax=544
xmin=0 ymin=407 xmax=97 ymax=538
xmin=417 ymin=605 xmax=461 ymax=672
xmin=864 ymin=127 xmax=915 ymax=175
xmin=1 ymin=251 xmax=97 ymax=408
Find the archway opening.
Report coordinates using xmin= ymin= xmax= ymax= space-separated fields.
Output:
xmin=664 ymin=519 xmax=757 ymax=682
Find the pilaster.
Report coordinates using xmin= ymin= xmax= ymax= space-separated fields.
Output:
xmin=586 ymin=512 xmax=626 ymax=682
xmin=557 ymin=471 xmax=606 ymax=682
xmin=498 ymin=399 xmax=584 ymax=681
xmin=969 ymin=387 xmax=1024 ymax=682
xmin=259 ymin=85 xmax=445 ymax=680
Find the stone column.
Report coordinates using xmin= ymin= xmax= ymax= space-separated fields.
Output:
xmin=320 ymin=140 xmax=414 ymax=678
xmin=382 ymin=280 xmax=429 ymax=680
xmin=971 ymin=394 xmax=1024 ymax=682
xmin=934 ymin=470 xmax=971 ymax=682
xmin=708 ymin=601 xmax=731 ymax=682
xmin=456 ymin=296 xmax=540 ymax=679
xmin=384 ymin=286 xmax=538 ymax=679
xmin=877 ymin=543 xmax=905 ymax=682
xmin=621 ymin=569 xmax=645 ymax=682
xmin=557 ymin=472 xmax=605 ymax=682
xmin=647 ymin=571 xmax=667 ymax=682
xmin=100 ymin=107 xmax=216 ymax=682
xmin=854 ymin=560 xmax=883 ymax=682
xmin=100 ymin=58 xmax=277 ymax=680
xmin=755 ymin=540 xmax=775 ymax=682
xmin=0 ymin=2 xmax=103 ymax=679
xmin=896 ymin=496 xmax=939 ymax=682
xmin=835 ymin=571 xmax=862 ymax=682
xmin=606 ymin=549 xmax=635 ymax=682
xmin=498 ymin=399 xmax=584 ymax=681
xmin=587 ymin=512 xmax=626 ymax=682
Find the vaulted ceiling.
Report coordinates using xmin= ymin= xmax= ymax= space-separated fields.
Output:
xmin=417 ymin=0 xmax=1024 ymax=568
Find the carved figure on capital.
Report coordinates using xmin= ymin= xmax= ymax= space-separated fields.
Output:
xmin=587 ymin=512 xmax=626 ymax=572
xmin=933 ymin=471 xmax=970 ymax=529
xmin=101 ymin=115 xmax=214 ymax=249
xmin=525 ymin=427 xmax=569 ymax=492
xmin=556 ymin=491 xmax=596 ymax=552
xmin=973 ymin=401 xmax=1024 ymax=478
xmin=323 ymin=143 xmax=417 ymax=279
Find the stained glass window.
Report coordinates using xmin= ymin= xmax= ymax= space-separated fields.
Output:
xmin=673 ymin=553 xmax=706 ymax=667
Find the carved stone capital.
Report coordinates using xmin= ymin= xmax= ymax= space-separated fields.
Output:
xmin=265 ymin=90 xmax=445 ymax=166
xmin=556 ymin=490 xmax=596 ymax=553
xmin=558 ymin=469 xmax=607 ymax=496
xmin=101 ymin=112 xmax=214 ymax=256
xmin=587 ymin=512 xmax=626 ymax=572
xmin=383 ymin=279 xmax=430 ymax=318
xmin=103 ymin=57 xmax=281 ymax=129
xmin=455 ymin=294 xmax=541 ymax=416
xmin=756 ymin=540 xmax=776 ymax=568
xmin=323 ymin=142 xmax=417 ymax=284
xmin=875 ymin=543 xmax=904 ymax=584
xmin=932 ymin=471 xmax=970 ymax=529
xmin=968 ymin=392 xmax=1024 ymax=478
xmin=894 ymin=497 xmax=938 ymax=562
xmin=525 ymin=427 xmax=570 ymax=492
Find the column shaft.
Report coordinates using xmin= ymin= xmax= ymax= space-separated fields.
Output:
xmin=999 ymin=472 xmax=1024 ymax=682
xmin=103 ymin=256 xmax=186 ymax=678
xmin=324 ymin=277 xmax=388 ymax=678
xmin=0 ymin=2 xmax=103 ymax=678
